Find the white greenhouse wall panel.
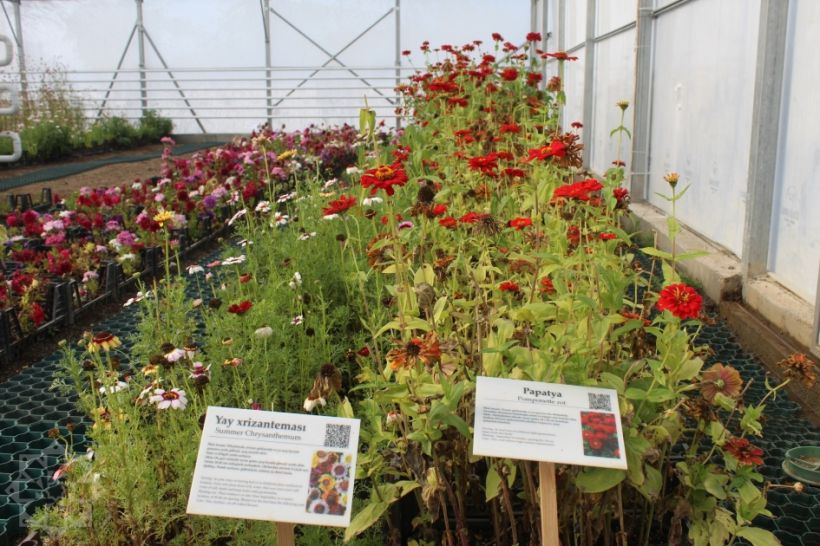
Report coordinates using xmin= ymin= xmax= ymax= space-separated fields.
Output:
xmin=647 ymin=0 xmax=759 ymax=256
xmin=564 ymin=0 xmax=587 ymax=48
xmin=596 ymin=0 xmax=636 ymax=36
xmin=589 ymin=29 xmax=635 ymax=175
xmin=561 ymin=48 xmax=585 ymax=131
xmin=767 ymin=0 xmax=820 ymax=303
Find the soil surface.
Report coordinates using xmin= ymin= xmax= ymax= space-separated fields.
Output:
xmin=0 ymin=144 xmax=195 ymax=203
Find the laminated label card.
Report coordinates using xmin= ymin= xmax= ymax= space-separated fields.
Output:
xmin=473 ymin=376 xmax=627 ymax=469
xmin=187 ymin=406 xmax=360 ymax=527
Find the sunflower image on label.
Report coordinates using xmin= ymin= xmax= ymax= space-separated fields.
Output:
xmin=305 ymin=451 xmax=352 ymax=516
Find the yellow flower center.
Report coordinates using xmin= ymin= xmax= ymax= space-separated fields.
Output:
xmin=373 ymin=165 xmax=396 ymax=181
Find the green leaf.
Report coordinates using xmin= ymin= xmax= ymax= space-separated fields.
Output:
xmin=337 ymin=397 xmax=354 ymax=418
xmin=575 ymin=468 xmax=626 ymax=493
xmin=625 ymin=387 xmax=647 ymax=400
xmin=344 ymin=501 xmax=391 ymax=542
xmin=677 ymin=250 xmax=709 ymax=261
xmin=485 ymin=466 xmax=502 ymax=501
xmin=735 ymin=527 xmax=782 ymax=546
xmin=638 ymin=464 xmax=662 ymax=500
xmin=702 ymin=473 xmax=728 ymax=500
xmin=740 ymin=404 xmax=765 ymax=436
xmin=640 ymin=246 xmax=673 ymax=260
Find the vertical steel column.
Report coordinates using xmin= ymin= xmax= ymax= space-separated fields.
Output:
xmin=581 ymin=0 xmax=596 ymax=168
xmin=540 ymin=0 xmax=549 ymax=87
xmin=741 ymin=0 xmax=789 ymax=280
xmin=11 ymin=0 xmax=25 ymax=103
xmin=263 ymin=0 xmax=273 ymax=128
xmin=394 ymin=0 xmax=401 ymax=129
xmin=630 ymin=0 xmax=654 ymax=200
xmin=558 ymin=0 xmax=565 ymax=52
xmin=530 ymin=0 xmax=538 ymax=35
xmin=136 ymin=0 xmax=147 ymax=117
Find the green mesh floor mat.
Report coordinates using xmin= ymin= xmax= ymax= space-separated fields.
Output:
xmin=0 ymin=141 xmax=223 ymax=192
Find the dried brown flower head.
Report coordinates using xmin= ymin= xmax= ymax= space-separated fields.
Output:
xmin=778 ymin=353 xmax=817 ymax=388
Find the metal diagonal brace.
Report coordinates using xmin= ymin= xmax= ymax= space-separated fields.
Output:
xmin=269 ymin=6 xmax=396 ymax=107
xmin=142 ymin=29 xmax=207 ymax=133
xmin=96 ymin=24 xmax=138 ymax=119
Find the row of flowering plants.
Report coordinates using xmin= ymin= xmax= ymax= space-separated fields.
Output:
xmin=33 ymin=34 xmax=813 ymax=546
xmin=0 ymin=126 xmax=358 ymax=345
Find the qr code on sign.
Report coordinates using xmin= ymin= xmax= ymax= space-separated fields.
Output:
xmin=323 ymin=424 xmax=351 ymax=449
xmin=588 ymin=393 xmax=612 ymax=412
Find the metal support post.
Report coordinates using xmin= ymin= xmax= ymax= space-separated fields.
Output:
xmin=10 ymin=0 xmax=26 ymax=104
xmin=741 ymin=0 xmax=789 ymax=279
xmin=262 ymin=0 xmax=272 ymax=128
xmin=541 ymin=0 xmax=549 ymax=87
xmin=136 ymin=0 xmax=147 ymax=117
xmin=394 ymin=0 xmax=401 ymax=129
xmin=630 ymin=0 xmax=654 ymax=200
xmin=581 ymin=0 xmax=596 ymax=167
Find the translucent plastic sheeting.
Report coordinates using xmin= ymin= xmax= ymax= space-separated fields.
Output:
xmin=564 ymin=0 xmax=587 ymax=49
xmin=0 ymin=0 xmax=530 ymax=133
xmin=589 ymin=29 xmax=635 ymax=175
xmin=768 ymin=0 xmax=820 ymax=303
xmin=596 ymin=0 xmax=636 ymax=36
xmin=561 ymin=47 xmax=585 ymax=131
xmin=647 ymin=0 xmax=759 ymax=256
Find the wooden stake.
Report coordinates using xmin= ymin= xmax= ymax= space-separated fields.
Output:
xmin=275 ymin=522 xmax=296 ymax=546
xmin=539 ymin=462 xmax=560 ymax=546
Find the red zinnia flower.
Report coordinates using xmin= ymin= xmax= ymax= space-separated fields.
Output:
xmin=322 ymin=194 xmax=357 ymax=217
xmin=508 ymin=217 xmax=533 ymax=230
xmin=459 ymin=212 xmax=485 ymax=224
xmin=499 ymin=123 xmax=521 ymax=134
xmin=431 ymin=204 xmax=448 ymax=216
xmin=439 ymin=216 xmax=457 ymax=229
xmin=540 ymin=276 xmax=556 ymax=295
xmin=361 ymin=162 xmax=408 ymax=196
xmin=526 ymin=32 xmax=542 ymax=42
xmin=544 ymin=51 xmax=578 ymax=61
xmin=525 ymin=140 xmax=567 ymax=162
xmin=552 ymin=179 xmax=603 ymax=202
xmin=723 ymin=437 xmax=764 ymax=466
xmin=613 ymin=187 xmax=630 ymax=208
xmin=500 ymin=67 xmax=519 ymax=81
xmin=499 ymin=280 xmax=520 ymax=293
xmin=656 ymin=283 xmax=702 ymax=320
xmin=599 ymin=232 xmax=617 ymax=241
xmin=467 ymin=153 xmax=499 ymax=176
xmin=491 ymin=32 xmax=504 ymax=42
xmin=503 ymin=167 xmax=526 ymax=179
xmin=228 ymin=300 xmax=253 ymax=315
xmin=30 ymin=302 xmax=45 ymax=327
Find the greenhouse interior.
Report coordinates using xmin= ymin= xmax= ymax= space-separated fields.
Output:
xmin=0 ymin=0 xmax=818 ymax=545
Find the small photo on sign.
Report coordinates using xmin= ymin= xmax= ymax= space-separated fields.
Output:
xmin=580 ymin=411 xmax=620 ymax=459
xmin=305 ymin=450 xmax=352 ymax=516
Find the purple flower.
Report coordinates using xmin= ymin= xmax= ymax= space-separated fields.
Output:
xmin=202 ymin=195 xmax=217 ymax=210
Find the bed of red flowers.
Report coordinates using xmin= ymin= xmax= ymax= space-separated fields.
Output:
xmin=0 ymin=126 xmax=361 ymax=355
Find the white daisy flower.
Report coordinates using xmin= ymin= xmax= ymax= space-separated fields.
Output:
xmin=149 ymin=388 xmax=188 ymax=410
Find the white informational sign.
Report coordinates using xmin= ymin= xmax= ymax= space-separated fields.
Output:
xmin=187 ymin=406 xmax=360 ymax=527
xmin=473 ymin=376 xmax=627 ymax=469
